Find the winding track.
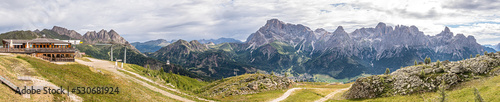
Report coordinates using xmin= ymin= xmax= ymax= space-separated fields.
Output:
xmin=314 ymin=85 xmax=351 ymax=102
xmin=270 ymin=85 xmax=352 ymax=102
xmin=75 ymin=57 xmax=214 ymax=102
xmin=269 ymin=88 xmax=328 ymax=102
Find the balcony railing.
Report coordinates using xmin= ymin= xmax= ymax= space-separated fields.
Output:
xmin=0 ymin=48 xmax=76 ymax=53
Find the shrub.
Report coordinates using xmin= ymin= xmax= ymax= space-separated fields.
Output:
xmin=424 ymin=57 xmax=431 ymax=64
xmin=476 ymin=54 xmax=480 ymax=58
xmin=418 ymin=62 xmax=424 ymax=65
xmin=420 ymin=69 xmax=425 ymax=77
xmin=385 ymin=68 xmax=390 ymax=75
xmin=415 ymin=60 xmax=418 ymax=66
xmin=436 ymin=60 xmax=441 ymax=68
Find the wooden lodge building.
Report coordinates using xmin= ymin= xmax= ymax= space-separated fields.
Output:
xmin=0 ymin=37 xmax=76 ymax=62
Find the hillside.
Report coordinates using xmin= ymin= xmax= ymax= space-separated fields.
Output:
xmin=343 ymin=51 xmax=500 ymax=99
xmin=149 ymin=40 xmax=256 ymax=79
xmin=0 ymin=54 xmax=187 ymax=101
xmin=332 ymin=74 xmax=500 ymax=101
xmin=75 ymin=44 xmax=202 ymax=79
xmin=0 ymin=27 xmax=201 ymax=80
xmin=196 ymin=74 xmax=293 ymax=98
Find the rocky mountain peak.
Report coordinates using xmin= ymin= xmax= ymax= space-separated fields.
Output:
xmin=444 ymin=26 xmax=451 ymax=33
xmin=189 ymin=40 xmax=201 ymax=45
xmin=163 ymin=39 xmax=207 ymax=52
xmin=246 ymin=19 xmax=316 ymax=51
xmin=374 ymin=22 xmax=393 ymax=36
xmin=333 ymin=26 xmax=346 ymax=34
xmin=436 ymin=27 xmax=454 ymax=37
xmin=375 ymin=22 xmax=387 ymax=30
xmin=146 ymin=39 xmax=168 ymax=44
xmin=496 ymin=43 xmax=500 ymax=50
xmin=82 ymin=29 xmax=128 ymax=45
xmin=314 ymin=28 xmax=327 ymax=33
xmin=98 ymin=29 xmax=107 ymax=34
xmin=265 ymin=19 xmax=285 ymax=27
xmin=467 ymin=35 xmax=476 ymax=41
xmin=33 ymin=29 xmax=41 ymax=33
xmin=51 ymin=26 xmax=83 ymax=39
xmin=494 ymin=43 xmax=500 ymax=51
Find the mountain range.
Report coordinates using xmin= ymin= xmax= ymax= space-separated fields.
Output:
xmin=132 ymin=38 xmax=242 ymax=53
xmin=148 ymin=19 xmax=487 ymax=81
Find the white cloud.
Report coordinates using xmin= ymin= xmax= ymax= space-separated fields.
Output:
xmin=0 ymin=0 xmax=498 ymax=44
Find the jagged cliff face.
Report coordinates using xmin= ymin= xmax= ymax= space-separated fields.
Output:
xmin=246 ymin=19 xmax=316 ymax=52
xmin=246 ymin=20 xmax=484 ymax=60
xmin=51 ymin=26 xmax=83 ymax=39
xmin=82 ymin=29 xmax=129 ymax=45
xmin=243 ymin=19 xmax=485 ymax=74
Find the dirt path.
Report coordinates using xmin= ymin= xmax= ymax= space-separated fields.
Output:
xmin=270 ymin=88 xmax=327 ymax=102
xmin=314 ymin=85 xmax=352 ymax=102
xmin=269 ymin=88 xmax=301 ymax=102
xmin=75 ymin=57 xmax=196 ymax=102
xmin=118 ymin=66 xmax=214 ymax=102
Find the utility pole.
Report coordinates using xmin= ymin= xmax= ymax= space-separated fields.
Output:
xmin=124 ymin=46 xmax=126 ymax=64
xmin=122 ymin=47 xmax=126 ymax=68
xmin=110 ymin=45 xmax=113 ymax=61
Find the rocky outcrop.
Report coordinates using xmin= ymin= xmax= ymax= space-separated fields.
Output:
xmin=51 ymin=26 xmax=83 ymax=39
xmin=344 ymin=52 xmax=500 ymax=99
xmin=82 ymin=29 xmax=129 ymax=44
xmin=198 ymin=74 xmax=293 ymax=97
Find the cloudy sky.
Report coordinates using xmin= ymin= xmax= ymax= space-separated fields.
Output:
xmin=0 ymin=0 xmax=499 ymax=45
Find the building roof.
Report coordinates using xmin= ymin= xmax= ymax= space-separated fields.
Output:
xmin=2 ymin=38 xmax=71 ymax=44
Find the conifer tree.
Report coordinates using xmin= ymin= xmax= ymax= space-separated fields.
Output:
xmin=425 ymin=57 xmax=431 ymax=64
xmin=436 ymin=60 xmax=441 ymax=68
xmin=385 ymin=68 xmax=390 ymax=75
